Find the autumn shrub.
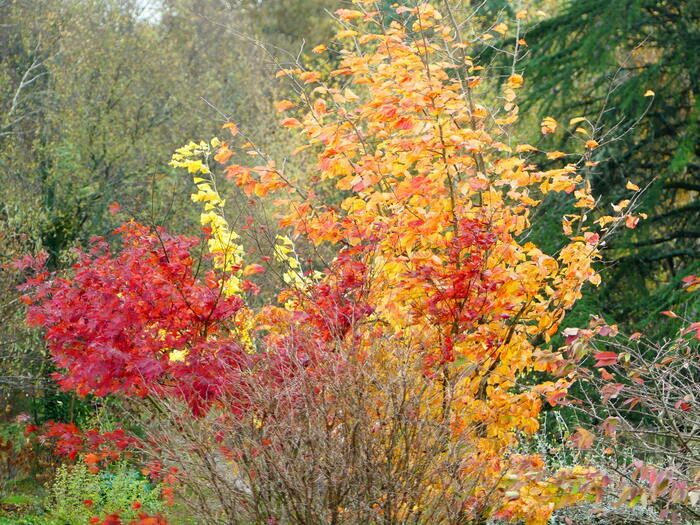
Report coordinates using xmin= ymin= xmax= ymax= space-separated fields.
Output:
xmin=18 ymin=2 xmax=649 ymax=524
xmin=559 ymin=291 xmax=700 ymax=523
xmin=138 ymin=340 xmax=610 ymax=524
xmin=0 ymin=418 xmax=58 ymax=505
xmin=0 ymin=422 xmax=33 ymax=496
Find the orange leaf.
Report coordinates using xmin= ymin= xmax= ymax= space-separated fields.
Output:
xmin=299 ymin=71 xmax=321 ymax=84
xmin=625 ymin=215 xmax=639 ymax=229
xmin=222 ymin=122 xmax=239 ymax=136
xmin=84 ymin=453 xmax=100 ymax=465
xmin=571 ymin=427 xmax=595 ymax=450
xmin=274 ymin=100 xmax=295 ymax=112
xmin=214 ymin=146 xmax=233 ymax=164
xmin=280 ymin=118 xmax=302 ymax=128
xmin=243 ymin=264 xmax=265 ymax=276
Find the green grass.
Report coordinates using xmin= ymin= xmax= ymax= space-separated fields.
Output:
xmin=1 ymin=495 xmax=37 ymax=507
xmin=0 ymin=517 xmax=48 ymax=525
xmin=0 ymin=487 xmax=46 ymax=525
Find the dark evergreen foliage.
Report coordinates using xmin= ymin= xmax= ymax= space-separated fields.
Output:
xmin=523 ymin=0 xmax=699 ymax=331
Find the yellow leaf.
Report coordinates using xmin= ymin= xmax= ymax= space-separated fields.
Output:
xmin=336 ymin=29 xmax=358 ymax=39
xmin=292 ymin=144 xmax=311 ymax=156
xmin=595 ymin=215 xmax=616 ymax=228
xmin=506 ymin=74 xmax=523 ymax=89
xmin=493 ymin=23 xmax=508 ymax=35
xmin=335 ymin=9 xmax=363 ymax=21
xmin=275 ymin=68 xmax=300 ymax=78
xmin=169 ymin=349 xmax=188 ymax=362
xmin=644 ymin=90 xmax=655 ymax=97
xmin=612 ymin=199 xmax=630 ymax=212
xmin=546 ymin=151 xmax=567 ymax=160
xmin=625 ymin=180 xmax=640 ymax=191
xmin=541 ymin=116 xmax=557 ymax=135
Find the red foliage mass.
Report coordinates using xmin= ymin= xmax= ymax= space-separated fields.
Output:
xmin=36 ymin=421 xmax=136 ymax=463
xmin=20 ymin=222 xmax=374 ymax=418
xmin=20 ymin=222 xmax=247 ymax=413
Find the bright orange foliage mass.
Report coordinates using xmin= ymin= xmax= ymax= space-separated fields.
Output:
xmin=23 ymin=3 xmax=647 ymax=523
xmin=180 ymin=3 xmax=635 ymax=522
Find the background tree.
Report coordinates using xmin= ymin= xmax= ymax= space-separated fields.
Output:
xmin=519 ymin=0 xmax=700 ymax=333
xmin=0 ymin=0 xmax=336 ymax=423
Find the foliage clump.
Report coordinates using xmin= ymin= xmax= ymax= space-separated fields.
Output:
xmin=46 ymin=461 xmax=162 ymax=524
xmin=13 ymin=2 xmax=668 ymax=524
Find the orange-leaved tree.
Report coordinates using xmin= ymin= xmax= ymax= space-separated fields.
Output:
xmin=22 ymin=2 xmax=644 ymax=524
xmin=167 ymin=2 xmax=644 ymax=522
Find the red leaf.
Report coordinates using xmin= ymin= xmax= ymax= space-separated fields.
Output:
xmin=600 ymin=382 xmax=624 ymax=401
xmin=681 ymin=274 xmax=700 ymax=292
xmin=600 ymin=417 xmax=619 ymax=438
xmin=394 ymin=117 xmax=413 ymax=131
xmin=594 ymin=351 xmax=618 ymax=367
xmin=674 ymin=399 xmax=692 ymax=412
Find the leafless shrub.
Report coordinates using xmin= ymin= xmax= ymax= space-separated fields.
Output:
xmin=563 ymin=319 xmax=700 ymax=522
xmin=132 ymin=339 xmax=532 ymax=525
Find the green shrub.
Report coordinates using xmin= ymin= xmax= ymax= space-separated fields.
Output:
xmin=47 ymin=461 xmax=162 ymax=524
